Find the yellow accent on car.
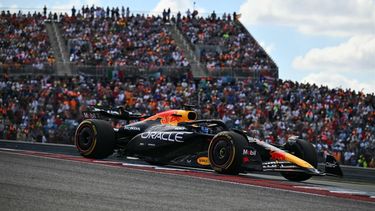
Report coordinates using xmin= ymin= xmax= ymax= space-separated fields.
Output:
xmin=197 ymin=156 xmax=210 ymax=165
xmin=283 ymin=152 xmax=313 ymax=169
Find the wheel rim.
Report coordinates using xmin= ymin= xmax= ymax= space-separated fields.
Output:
xmin=212 ymin=139 xmax=233 ymax=166
xmin=77 ymin=126 xmax=94 ymax=151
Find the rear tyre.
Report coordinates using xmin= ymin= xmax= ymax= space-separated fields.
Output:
xmin=208 ymin=131 xmax=248 ymax=175
xmin=281 ymin=139 xmax=318 ymax=182
xmin=75 ymin=119 xmax=116 ymax=159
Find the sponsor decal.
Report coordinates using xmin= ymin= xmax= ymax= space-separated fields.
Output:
xmin=140 ymin=132 xmax=190 ymax=143
xmin=124 ymin=126 xmax=141 ymax=131
xmin=108 ymin=110 xmax=120 ymax=115
xmin=173 ymin=126 xmax=186 ymax=130
xmin=262 ymin=161 xmax=295 ymax=169
xmin=243 ymin=149 xmax=257 ymax=156
xmin=221 ymin=134 xmax=232 ymax=140
xmin=197 ymin=157 xmax=210 ymax=165
xmin=214 ymin=133 xmax=232 ymax=141
xmin=326 ymin=161 xmax=337 ymax=168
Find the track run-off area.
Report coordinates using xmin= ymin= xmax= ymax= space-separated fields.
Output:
xmin=0 ymin=140 xmax=374 ymax=210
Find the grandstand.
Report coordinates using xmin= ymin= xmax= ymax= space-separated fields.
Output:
xmin=0 ymin=6 xmax=374 ymax=168
xmin=0 ymin=6 xmax=278 ymax=80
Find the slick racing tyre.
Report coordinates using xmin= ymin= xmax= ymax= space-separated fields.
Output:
xmin=75 ymin=119 xmax=116 ymax=159
xmin=208 ymin=131 xmax=248 ymax=175
xmin=281 ymin=139 xmax=318 ymax=182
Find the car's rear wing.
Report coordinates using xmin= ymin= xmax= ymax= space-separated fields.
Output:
xmin=82 ymin=106 xmax=150 ymax=121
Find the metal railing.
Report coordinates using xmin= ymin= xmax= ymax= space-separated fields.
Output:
xmin=202 ymin=66 xmax=278 ymax=80
xmin=0 ymin=63 xmax=190 ymax=77
xmin=0 ymin=64 xmax=55 ymax=75
xmin=71 ymin=64 xmax=191 ymax=78
xmin=1 ymin=62 xmax=277 ymax=82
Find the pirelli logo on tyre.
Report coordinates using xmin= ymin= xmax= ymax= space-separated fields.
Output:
xmin=214 ymin=133 xmax=232 ymax=140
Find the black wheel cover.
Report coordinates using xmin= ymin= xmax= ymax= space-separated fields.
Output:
xmin=212 ymin=139 xmax=233 ymax=166
xmin=208 ymin=131 xmax=248 ymax=175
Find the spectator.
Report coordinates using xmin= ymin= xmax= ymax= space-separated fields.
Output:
xmin=43 ymin=5 xmax=47 ymax=17
xmin=163 ymin=9 xmax=167 ymax=22
xmin=211 ymin=10 xmax=216 ymax=21
xmin=186 ymin=9 xmax=191 ymax=19
xmin=121 ymin=6 xmax=125 ymax=18
xmin=72 ymin=6 xmax=76 ymax=17
xmin=167 ymin=8 xmax=171 ymax=21
xmin=176 ymin=11 xmax=181 ymax=24
xmin=126 ymin=7 xmax=130 ymax=18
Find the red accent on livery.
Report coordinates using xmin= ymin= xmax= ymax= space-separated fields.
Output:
xmin=270 ymin=151 xmax=286 ymax=161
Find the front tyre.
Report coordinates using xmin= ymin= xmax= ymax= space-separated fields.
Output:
xmin=281 ymin=139 xmax=318 ymax=182
xmin=208 ymin=131 xmax=248 ymax=175
xmin=75 ymin=119 xmax=116 ymax=159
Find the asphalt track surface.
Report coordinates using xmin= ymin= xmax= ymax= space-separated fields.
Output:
xmin=0 ymin=150 xmax=374 ymax=211
xmin=0 ymin=151 xmax=375 ymax=211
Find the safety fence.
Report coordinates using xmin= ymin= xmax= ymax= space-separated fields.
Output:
xmin=1 ymin=63 xmax=278 ymax=82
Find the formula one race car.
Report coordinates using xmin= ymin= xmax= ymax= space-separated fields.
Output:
xmin=74 ymin=107 xmax=343 ymax=182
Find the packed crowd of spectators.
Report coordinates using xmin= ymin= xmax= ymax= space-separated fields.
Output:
xmin=60 ymin=6 xmax=190 ymax=70
xmin=0 ymin=10 xmax=55 ymax=71
xmin=177 ymin=11 xmax=277 ymax=74
xmin=0 ymin=6 xmax=277 ymax=78
xmin=1 ymin=75 xmax=374 ymax=167
xmin=56 ymin=6 xmax=276 ymax=76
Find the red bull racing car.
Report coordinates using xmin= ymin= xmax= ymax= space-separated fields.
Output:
xmin=74 ymin=107 xmax=343 ymax=182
